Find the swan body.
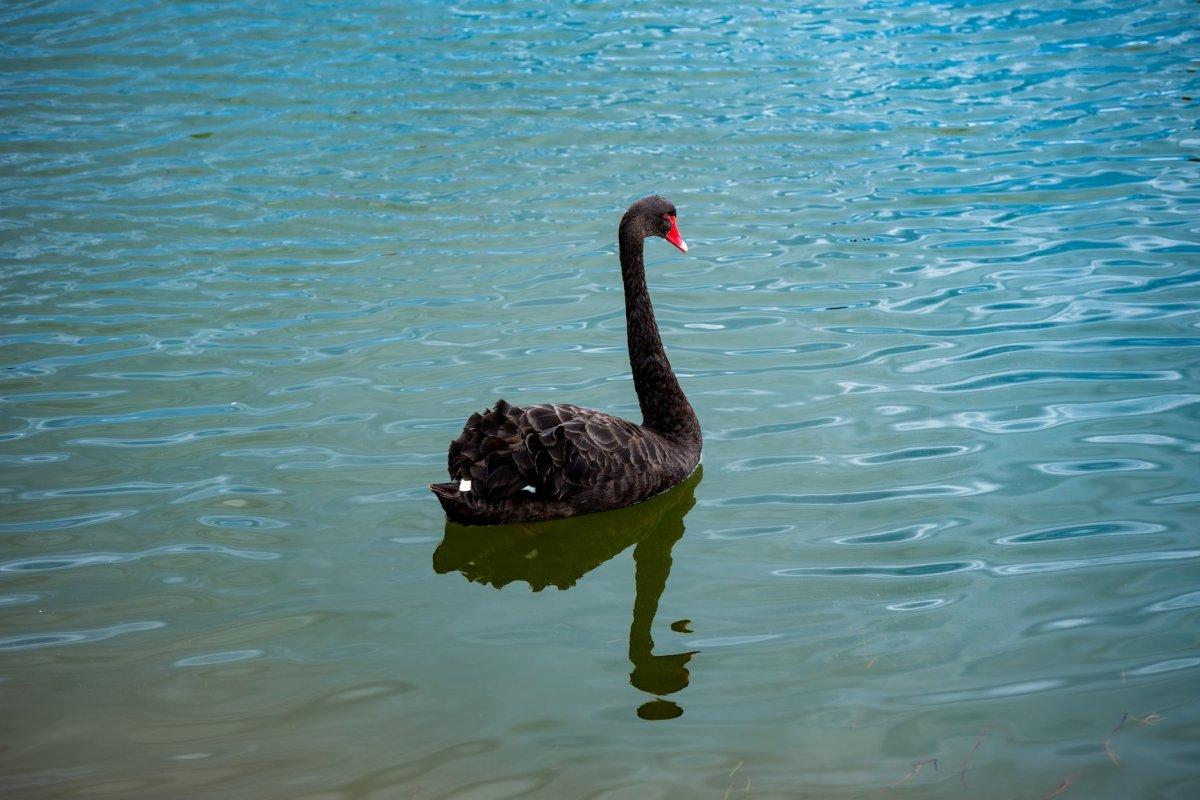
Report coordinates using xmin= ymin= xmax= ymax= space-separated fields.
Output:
xmin=431 ymin=196 xmax=701 ymax=525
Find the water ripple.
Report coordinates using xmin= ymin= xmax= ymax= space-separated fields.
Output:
xmin=1145 ymin=591 xmax=1200 ymax=613
xmin=173 ymin=649 xmax=265 ymax=667
xmin=831 ymin=521 xmax=957 ymax=546
xmin=1033 ymin=458 xmax=1158 ymax=475
xmin=996 ymin=520 xmax=1167 ymax=545
xmin=991 ymin=548 xmax=1200 ymax=576
xmin=912 ymin=679 xmax=1065 ymax=706
xmin=0 ymin=510 xmax=137 ymax=533
xmin=775 ymin=560 xmax=986 ymax=579
xmin=0 ymin=543 xmax=280 ymax=573
xmin=922 ymin=369 xmax=1179 ymax=392
xmin=0 ymin=621 xmax=164 ymax=652
xmin=897 ymin=393 xmax=1200 ymax=434
xmin=720 ymin=481 xmax=997 ymax=507
xmin=71 ymin=412 xmax=374 ymax=448
xmin=0 ymin=402 xmax=309 ymax=442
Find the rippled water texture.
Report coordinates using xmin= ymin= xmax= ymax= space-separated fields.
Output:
xmin=3 ymin=1 xmax=1199 ymax=797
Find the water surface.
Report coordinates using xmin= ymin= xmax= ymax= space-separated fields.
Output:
xmin=2 ymin=1 xmax=1199 ymax=797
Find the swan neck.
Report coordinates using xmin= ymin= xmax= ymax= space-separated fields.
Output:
xmin=618 ymin=224 xmax=700 ymax=446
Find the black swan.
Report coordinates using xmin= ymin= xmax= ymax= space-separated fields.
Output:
xmin=430 ymin=195 xmax=701 ymax=525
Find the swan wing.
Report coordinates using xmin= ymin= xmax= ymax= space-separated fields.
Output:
xmin=448 ymin=399 xmax=669 ymax=503
xmin=521 ymin=403 xmax=670 ymax=501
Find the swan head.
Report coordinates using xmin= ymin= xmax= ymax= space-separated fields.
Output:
xmin=623 ymin=195 xmax=688 ymax=254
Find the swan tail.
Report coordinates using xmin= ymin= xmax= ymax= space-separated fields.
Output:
xmin=447 ymin=398 xmax=538 ymax=499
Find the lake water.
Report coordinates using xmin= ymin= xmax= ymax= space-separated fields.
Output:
xmin=2 ymin=1 xmax=1199 ymax=797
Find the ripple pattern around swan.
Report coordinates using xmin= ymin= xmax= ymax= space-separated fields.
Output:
xmin=2 ymin=0 xmax=1199 ymax=798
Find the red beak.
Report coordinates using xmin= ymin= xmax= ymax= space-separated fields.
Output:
xmin=664 ymin=215 xmax=688 ymax=253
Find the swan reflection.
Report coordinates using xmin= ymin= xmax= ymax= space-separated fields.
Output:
xmin=433 ymin=466 xmax=702 ymax=719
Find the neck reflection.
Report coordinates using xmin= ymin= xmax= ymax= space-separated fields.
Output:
xmin=627 ymin=504 xmax=696 ymax=720
xmin=433 ymin=467 xmax=702 ymax=719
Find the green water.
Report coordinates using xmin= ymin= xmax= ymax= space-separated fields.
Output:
xmin=3 ymin=1 xmax=1199 ymax=797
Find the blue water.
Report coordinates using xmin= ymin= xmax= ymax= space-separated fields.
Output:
xmin=2 ymin=1 xmax=1199 ymax=797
